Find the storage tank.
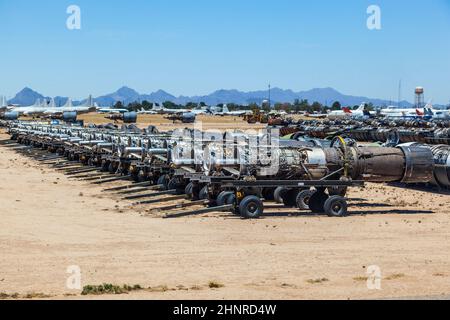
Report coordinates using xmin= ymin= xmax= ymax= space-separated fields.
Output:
xmin=123 ymin=112 xmax=138 ymax=124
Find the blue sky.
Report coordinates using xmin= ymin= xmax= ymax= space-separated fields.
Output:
xmin=1 ymin=0 xmax=450 ymax=103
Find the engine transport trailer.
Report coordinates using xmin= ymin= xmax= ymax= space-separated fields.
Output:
xmin=195 ymin=137 xmax=435 ymax=218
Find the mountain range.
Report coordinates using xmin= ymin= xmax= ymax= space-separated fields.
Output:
xmin=7 ymin=86 xmax=420 ymax=108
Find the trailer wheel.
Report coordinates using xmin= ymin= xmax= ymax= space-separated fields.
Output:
xmin=199 ymin=186 xmax=209 ymax=200
xmin=239 ymin=196 xmax=263 ymax=219
xmin=216 ymin=191 xmax=235 ymax=206
xmin=282 ymin=189 xmax=298 ymax=207
xmin=157 ymin=175 xmax=169 ymax=190
xmin=296 ymin=190 xmax=315 ymax=210
xmin=185 ymin=182 xmax=194 ymax=199
xmin=274 ymin=187 xmax=287 ymax=204
xmin=262 ymin=188 xmax=275 ymax=201
xmin=308 ymin=191 xmax=329 ymax=214
xmin=108 ymin=162 xmax=116 ymax=174
xmin=167 ymin=178 xmax=178 ymax=190
xmin=168 ymin=178 xmax=185 ymax=195
xmin=101 ymin=161 xmax=109 ymax=172
xmin=324 ymin=196 xmax=348 ymax=217
xmin=131 ymin=172 xmax=140 ymax=182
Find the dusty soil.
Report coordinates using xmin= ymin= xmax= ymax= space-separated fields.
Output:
xmin=1 ymin=121 xmax=450 ymax=300
xmin=78 ymin=113 xmax=267 ymax=131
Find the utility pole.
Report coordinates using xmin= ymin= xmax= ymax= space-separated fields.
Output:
xmin=268 ymin=83 xmax=271 ymax=109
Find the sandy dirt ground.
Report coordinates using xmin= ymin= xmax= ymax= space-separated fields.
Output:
xmin=77 ymin=113 xmax=268 ymax=131
xmin=1 ymin=119 xmax=450 ymax=300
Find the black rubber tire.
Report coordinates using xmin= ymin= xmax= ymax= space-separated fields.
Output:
xmin=101 ymin=161 xmax=109 ymax=172
xmin=167 ymin=178 xmax=178 ymax=190
xmin=131 ymin=172 xmax=140 ymax=182
xmin=282 ymin=189 xmax=299 ymax=207
xmin=308 ymin=191 xmax=329 ymax=214
xmin=216 ymin=191 xmax=235 ymax=206
xmin=261 ymin=188 xmax=275 ymax=201
xmin=274 ymin=187 xmax=287 ymax=204
xmin=185 ymin=182 xmax=194 ymax=199
xmin=296 ymin=190 xmax=315 ymax=210
xmin=157 ymin=175 xmax=169 ymax=190
xmin=239 ymin=196 xmax=264 ymax=219
xmin=199 ymin=186 xmax=209 ymax=200
xmin=324 ymin=195 xmax=348 ymax=217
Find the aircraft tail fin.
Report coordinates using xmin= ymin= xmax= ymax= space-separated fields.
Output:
xmin=222 ymin=104 xmax=230 ymax=114
xmin=424 ymin=99 xmax=433 ymax=112
xmin=0 ymin=96 xmax=7 ymax=107
xmin=153 ymin=104 xmax=163 ymax=111
xmin=357 ymin=103 xmax=365 ymax=112
xmin=416 ymin=109 xmax=425 ymax=116
xmin=343 ymin=107 xmax=352 ymax=114
xmin=49 ymin=98 xmax=56 ymax=108
xmin=63 ymin=98 xmax=73 ymax=108
xmin=86 ymin=95 xmax=94 ymax=108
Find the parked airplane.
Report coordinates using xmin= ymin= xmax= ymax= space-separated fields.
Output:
xmin=97 ymin=108 xmax=130 ymax=114
xmin=431 ymin=109 xmax=450 ymax=120
xmin=305 ymin=112 xmax=328 ymax=119
xmin=70 ymin=95 xmax=98 ymax=113
xmin=152 ymin=104 xmax=191 ymax=114
xmin=214 ymin=105 xmax=252 ymax=116
xmin=9 ymin=95 xmax=97 ymax=117
xmin=328 ymin=103 xmax=373 ymax=120
xmin=149 ymin=104 xmax=213 ymax=115
xmin=381 ymin=100 xmax=435 ymax=119
xmin=137 ymin=109 xmax=158 ymax=115
xmin=190 ymin=107 xmax=213 ymax=115
xmin=8 ymin=99 xmax=47 ymax=116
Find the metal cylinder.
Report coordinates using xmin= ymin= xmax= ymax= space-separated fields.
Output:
xmin=62 ymin=112 xmax=77 ymax=123
xmin=96 ymin=143 xmax=113 ymax=148
xmin=324 ymin=146 xmax=434 ymax=184
xmin=399 ymin=143 xmax=450 ymax=188
xmin=3 ymin=112 xmax=19 ymax=121
xmin=399 ymin=145 xmax=435 ymax=183
xmin=123 ymin=112 xmax=137 ymax=124
xmin=122 ymin=147 xmax=144 ymax=157
xmin=79 ymin=140 xmax=106 ymax=146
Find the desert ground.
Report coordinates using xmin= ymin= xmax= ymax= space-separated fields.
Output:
xmin=78 ymin=113 xmax=269 ymax=131
xmin=1 ymin=115 xmax=450 ymax=300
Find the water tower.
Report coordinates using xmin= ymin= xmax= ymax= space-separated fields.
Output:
xmin=415 ymin=87 xmax=424 ymax=108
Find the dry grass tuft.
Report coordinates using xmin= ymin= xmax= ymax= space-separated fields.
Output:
xmin=306 ymin=278 xmax=329 ymax=284
xmin=81 ymin=283 xmax=143 ymax=296
xmin=385 ymin=273 xmax=405 ymax=281
xmin=353 ymin=276 xmax=369 ymax=282
xmin=208 ymin=281 xmax=225 ymax=289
